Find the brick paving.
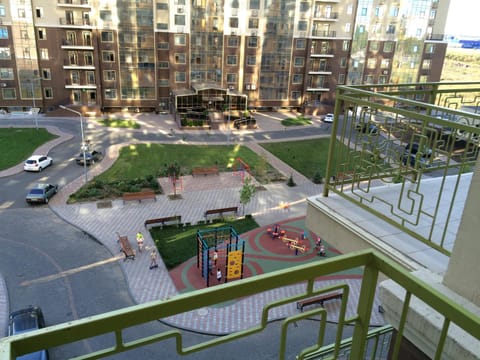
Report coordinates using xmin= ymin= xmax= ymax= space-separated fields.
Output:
xmin=0 ymin=114 xmax=385 ymax=336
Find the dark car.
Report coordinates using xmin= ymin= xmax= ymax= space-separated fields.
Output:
xmin=8 ymin=306 xmax=49 ymax=360
xmin=25 ymin=183 xmax=58 ymax=204
xmin=401 ymin=143 xmax=432 ymax=167
xmin=75 ymin=150 xmax=103 ymax=165
xmin=355 ymin=123 xmax=378 ymax=135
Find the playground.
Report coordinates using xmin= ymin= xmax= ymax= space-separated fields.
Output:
xmin=168 ymin=216 xmax=362 ymax=293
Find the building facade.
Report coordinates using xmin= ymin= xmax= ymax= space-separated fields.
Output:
xmin=0 ymin=0 xmax=450 ymax=115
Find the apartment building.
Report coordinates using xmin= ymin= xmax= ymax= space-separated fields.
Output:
xmin=0 ymin=0 xmax=450 ymax=115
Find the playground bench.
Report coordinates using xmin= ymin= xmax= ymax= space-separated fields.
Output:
xmin=122 ymin=190 xmax=157 ymax=204
xmin=296 ymin=292 xmax=343 ymax=312
xmin=204 ymin=206 xmax=238 ymax=220
xmin=192 ymin=166 xmax=219 ymax=176
xmin=116 ymin=233 xmax=135 ymax=261
xmin=144 ymin=215 xmax=182 ymax=228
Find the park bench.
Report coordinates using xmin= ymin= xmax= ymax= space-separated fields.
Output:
xmin=296 ymin=292 xmax=343 ymax=312
xmin=204 ymin=206 xmax=238 ymax=220
xmin=334 ymin=171 xmax=355 ymax=181
xmin=116 ymin=232 xmax=135 ymax=261
xmin=144 ymin=215 xmax=182 ymax=229
xmin=122 ymin=190 xmax=156 ymax=204
xmin=192 ymin=166 xmax=219 ymax=176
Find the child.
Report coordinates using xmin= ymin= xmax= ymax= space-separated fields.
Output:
xmin=150 ymin=249 xmax=158 ymax=269
xmin=136 ymin=231 xmax=144 ymax=253
xmin=216 ymin=268 xmax=222 ymax=283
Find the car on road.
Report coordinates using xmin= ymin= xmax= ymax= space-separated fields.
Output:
xmin=401 ymin=143 xmax=432 ymax=167
xmin=75 ymin=150 xmax=103 ymax=165
xmin=323 ymin=113 xmax=334 ymax=123
xmin=355 ymin=123 xmax=379 ymax=135
xmin=8 ymin=306 xmax=49 ymax=360
xmin=23 ymin=155 xmax=53 ymax=172
xmin=26 ymin=183 xmax=58 ymax=204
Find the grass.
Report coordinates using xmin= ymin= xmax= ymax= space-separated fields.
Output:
xmin=0 ymin=128 xmax=57 ymax=170
xmin=150 ymin=217 xmax=259 ymax=269
xmin=281 ymin=116 xmax=312 ymax=127
xmin=96 ymin=118 xmax=141 ymax=129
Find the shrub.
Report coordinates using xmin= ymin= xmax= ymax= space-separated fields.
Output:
xmin=312 ymin=170 xmax=323 ymax=184
xmin=287 ymin=174 xmax=296 ymax=187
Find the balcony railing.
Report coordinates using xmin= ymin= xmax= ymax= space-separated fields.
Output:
xmin=0 ymin=250 xmax=478 ymax=359
xmin=311 ymin=30 xmax=336 ymax=38
xmin=323 ymin=82 xmax=480 ymax=256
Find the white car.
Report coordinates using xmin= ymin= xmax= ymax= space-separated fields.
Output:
xmin=24 ymin=155 xmax=53 ymax=172
xmin=323 ymin=113 xmax=334 ymax=123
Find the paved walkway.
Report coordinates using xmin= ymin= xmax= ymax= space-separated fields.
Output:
xmin=0 ymin=112 xmax=385 ymax=336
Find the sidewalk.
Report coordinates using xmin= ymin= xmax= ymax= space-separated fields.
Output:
xmin=0 ymin=113 xmax=385 ymax=336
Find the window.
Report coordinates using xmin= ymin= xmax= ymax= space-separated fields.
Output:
xmin=426 ymin=44 xmax=435 ymax=54
xmin=381 ymin=59 xmax=390 ymax=68
xmin=0 ymin=27 xmax=7 ymax=39
xmin=42 ymin=69 xmax=51 ymax=80
xmin=0 ymin=47 xmax=12 ymax=60
xmin=296 ymin=39 xmax=306 ymax=49
xmin=68 ymin=51 xmax=78 ymax=65
xmin=101 ymin=70 xmax=114 ymax=81
xmin=158 ymin=61 xmax=169 ymax=69
xmin=101 ymin=31 xmax=113 ymax=42
xmin=247 ymin=56 xmax=256 ymax=66
xmin=175 ymin=72 xmax=186 ymax=83
xmin=0 ymin=5 xmax=5 ymax=17
xmin=2 ymin=88 xmax=16 ymax=99
xmin=249 ymin=0 xmax=260 ymax=10
xmin=291 ymin=91 xmax=301 ymax=100
xmin=248 ymin=18 xmax=259 ymax=29
xmin=0 ymin=68 xmax=13 ymax=79
xmin=300 ymin=2 xmax=309 ymax=12
xmin=359 ymin=25 xmax=365 ymax=34
xmin=227 ymin=55 xmax=237 ymax=65
xmin=416 ymin=28 xmax=422 ymax=37
xmin=158 ymin=42 xmax=169 ymax=50
xmin=100 ymin=10 xmax=112 ymax=21
xmin=71 ymin=71 xmax=80 ymax=84
xmin=338 ymin=73 xmax=345 ymax=85
xmin=422 ymin=59 xmax=431 ymax=70
xmin=174 ymin=34 xmax=186 ymax=46
xmin=340 ymin=57 xmax=347 ymax=68
xmin=86 ymin=71 xmax=95 ymax=84
xmin=40 ymin=48 xmax=49 ymax=60
xmin=375 ymin=7 xmax=380 ymax=17
xmin=292 ymin=74 xmax=303 ymax=84
xmin=35 ymin=7 xmax=43 ymax=18
xmin=390 ymin=7 xmax=399 ymax=17
xmin=364 ymin=75 xmax=374 ymax=84
xmin=370 ymin=41 xmax=379 ymax=51
xmin=23 ymin=48 xmax=31 ymax=59
xmin=230 ymin=17 xmax=238 ymax=28
xmin=228 ymin=36 xmax=239 ymax=47
xmin=361 ymin=7 xmax=367 ymax=16
xmin=38 ymin=28 xmax=46 ymax=40
xmin=104 ymin=89 xmax=117 ymax=99
xmin=298 ymin=21 xmax=307 ymax=31
xmin=383 ymin=41 xmax=394 ymax=52
xmin=248 ymin=37 xmax=258 ymax=48
xmin=342 ymin=41 xmax=349 ymax=51
xmin=85 ymin=52 xmax=93 ymax=65
xmin=345 ymin=23 xmax=351 ymax=32
xmin=227 ymin=73 xmax=237 ymax=83
xmin=102 ymin=51 xmax=115 ymax=62
xmin=157 ymin=3 xmax=168 ymax=10
xmin=175 ymin=15 xmax=185 ymax=26
xmin=18 ymin=8 xmax=26 ymax=18
xmin=379 ymin=75 xmax=388 ymax=84
xmin=353 ymin=60 xmax=359 ymax=69
xmin=386 ymin=24 xmax=395 ymax=34
xmin=175 ymin=53 xmax=186 ymax=64
xmin=367 ymin=58 xmax=377 ymax=69
xmin=413 ymin=45 xmax=419 ymax=53
xmin=347 ymin=4 xmax=353 ymax=15
xmin=294 ymin=57 xmax=304 ymax=67
xmin=44 ymin=88 xmax=53 ymax=98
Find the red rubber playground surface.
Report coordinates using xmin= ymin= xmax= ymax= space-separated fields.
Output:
xmin=169 ymin=216 xmax=362 ymax=293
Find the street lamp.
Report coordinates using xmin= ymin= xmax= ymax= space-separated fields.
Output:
xmin=28 ymin=78 xmax=42 ymax=130
xmin=59 ymin=105 xmax=88 ymax=183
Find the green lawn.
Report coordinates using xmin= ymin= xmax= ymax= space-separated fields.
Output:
xmin=96 ymin=118 xmax=141 ymax=129
xmin=150 ymin=217 xmax=259 ymax=269
xmin=0 ymin=128 xmax=57 ymax=170
xmin=281 ymin=116 xmax=312 ymax=127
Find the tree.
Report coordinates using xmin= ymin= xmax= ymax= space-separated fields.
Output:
xmin=239 ymin=176 xmax=257 ymax=215
xmin=164 ymin=162 xmax=181 ymax=197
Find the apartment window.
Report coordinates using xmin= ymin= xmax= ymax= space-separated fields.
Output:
xmin=338 ymin=73 xmax=345 ymax=85
xmin=158 ymin=79 xmax=169 ymax=87
xmin=0 ymin=27 xmax=7 ymax=39
xmin=226 ymin=73 xmax=237 ymax=83
xmin=340 ymin=57 xmax=347 ymax=68
xmin=101 ymin=31 xmax=113 ymax=42
xmin=174 ymin=34 xmax=186 ymax=46
xmin=86 ymin=71 xmax=95 ymax=84
xmin=383 ymin=41 xmax=394 ymax=52
xmin=345 ymin=23 xmax=351 ymax=32
xmin=227 ymin=36 xmax=239 ymax=47
xmin=364 ymin=75 xmax=374 ymax=84
xmin=2 ymin=88 xmax=16 ymax=99
xmin=347 ymin=4 xmax=353 ymax=15
xmin=227 ymin=55 xmax=237 ymax=65
xmin=175 ymin=53 xmax=186 ymax=64
xmin=379 ymin=75 xmax=388 ymax=84
xmin=359 ymin=25 xmax=365 ymax=34
xmin=104 ymin=89 xmax=117 ymax=99
xmin=292 ymin=74 xmax=303 ymax=84
xmin=103 ymin=70 xmax=116 ymax=81
xmin=367 ymin=58 xmax=377 ymax=69
xmin=300 ymin=2 xmax=309 ymax=12
xmin=381 ymin=59 xmax=390 ymax=68
xmin=386 ymin=25 xmax=395 ymax=34
xmin=390 ymin=7 xmax=399 ymax=17
xmin=85 ymin=52 xmax=93 ymax=65
xmin=157 ymin=3 xmax=168 ymax=10
xmin=361 ymin=7 xmax=367 ymax=16
xmin=73 ymin=90 xmax=81 ymax=103
xmin=157 ymin=23 xmax=168 ymax=30
xmin=247 ymin=56 xmax=256 ymax=66
xmin=230 ymin=17 xmax=238 ymax=28
xmin=430 ymin=9 xmax=437 ymax=20
xmin=422 ymin=59 xmax=431 ymax=70
xmin=100 ymin=10 xmax=112 ymax=21
xmin=342 ymin=41 xmax=349 ymax=51
xmin=175 ymin=15 xmax=185 ymax=26
xmin=0 ymin=68 xmax=13 ymax=79
xmin=38 ymin=28 xmax=46 ymax=40
xmin=416 ymin=28 xmax=422 ymax=37
xmin=35 ymin=7 xmax=43 ymax=18
xmin=413 ymin=45 xmax=419 ymax=53
xmin=158 ymin=42 xmax=169 ymax=50
xmin=175 ymin=72 xmax=186 ymax=83
xmin=294 ymin=57 xmax=304 ymax=67
xmin=370 ymin=41 xmax=379 ymax=51
xmin=296 ymin=39 xmax=306 ymax=49
xmin=18 ymin=9 xmax=26 ymax=18
xmin=44 ymin=88 xmax=53 ymax=99
xmin=158 ymin=61 xmax=169 ymax=69
xmin=248 ymin=18 xmax=259 ymax=29
xmin=71 ymin=71 xmax=80 ymax=85
xmin=247 ymin=37 xmax=258 ymax=48
xmin=68 ymin=51 xmax=78 ymax=65
xmin=40 ymin=48 xmax=49 ymax=60
xmin=42 ymin=69 xmax=51 ymax=80
xmin=353 ymin=60 xmax=359 ymax=69
xmin=23 ymin=48 xmax=31 ymax=59
xmin=426 ymin=44 xmax=435 ymax=54
xmin=298 ymin=21 xmax=307 ymax=31
xmin=249 ymin=0 xmax=260 ymax=10
xmin=0 ymin=5 xmax=5 ymax=17
xmin=102 ymin=51 xmax=115 ymax=62
xmin=291 ymin=91 xmax=301 ymax=100
xmin=375 ymin=7 xmax=380 ymax=17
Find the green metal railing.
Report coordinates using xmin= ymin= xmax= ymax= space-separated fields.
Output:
xmin=1 ymin=250 xmax=479 ymax=359
xmin=323 ymin=82 xmax=480 ymax=256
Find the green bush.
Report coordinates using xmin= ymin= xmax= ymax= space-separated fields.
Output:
xmin=312 ymin=170 xmax=323 ymax=184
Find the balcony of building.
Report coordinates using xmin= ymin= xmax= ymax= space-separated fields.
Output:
xmin=313 ymin=12 xmax=339 ymax=21
xmin=311 ymin=30 xmax=336 ymax=38
xmin=57 ymin=0 xmax=92 ymax=8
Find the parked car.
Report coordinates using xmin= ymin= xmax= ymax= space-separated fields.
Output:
xmin=323 ymin=113 xmax=334 ymax=123
xmin=401 ymin=143 xmax=432 ymax=167
xmin=8 ymin=306 xmax=49 ymax=360
xmin=355 ymin=123 xmax=379 ymax=135
xmin=23 ymin=155 xmax=53 ymax=172
xmin=26 ymin=183 xmax=58 ymax=204
xmin=75 ymin=150 xmax=103 ymax=165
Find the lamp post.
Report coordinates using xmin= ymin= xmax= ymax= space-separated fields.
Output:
xmin=59 ymin=105 xmax=88 ymax=183
xmin=227 ymin=86 xmax=233 ymax=144
xmin=28 ymin=78 xmax=41 ymax=130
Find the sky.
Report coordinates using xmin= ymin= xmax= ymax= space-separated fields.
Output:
xmin=444 ymin=0 xmax=480 ymax=37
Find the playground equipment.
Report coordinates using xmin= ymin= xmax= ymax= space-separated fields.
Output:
xmin=281 ymin=236 xmax=308 ymax=254
xmin=196 ymin=226 xmax=245 ymax=287
xmin=267 ymin=224 xmax=286 ymax=239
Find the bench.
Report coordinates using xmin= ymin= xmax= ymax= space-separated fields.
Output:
xmin=144 ymin=215 xmax=182 ymax=229
xmin=192 ymin=166 xmax=219 ymax=176
xmin=204 ymin=206 xmax=238 ymax=220
xmin=122 ymin=190 xmax=157 ymax=204
xmin=334 ymin=171 xmax=354 ymax=181
xmin=116 ymin=233 xmax=135 ymax=261
xmin=296 ymin=292 xmax=343 ymax=312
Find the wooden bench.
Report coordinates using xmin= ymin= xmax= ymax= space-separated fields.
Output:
xmin=296 ymin=292 xmax=343 ymax=312
xmin=122 ymin=190 xmax=156 ymax=204
xmin=116 ymin=233 xmax=135 ymax=261
xmin=334 ymin=171 xmax=354 ymax=182
xmin=144 ymin=215 xmax=182 ymax=229
xmin=192 ymin=166 xmax=219 ymax=176
xmin=204 ymin=206 xmax=238 ymax=220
